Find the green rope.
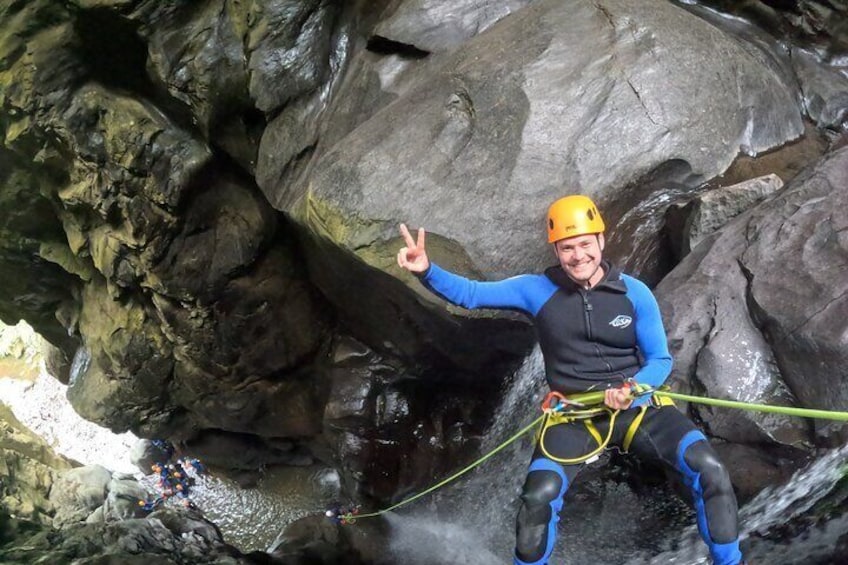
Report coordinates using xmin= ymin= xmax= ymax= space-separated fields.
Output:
xmin=654 ymin=389 xmax=848 ymax=421
xmin=346 ymin=413 xmax=547 ymax=522
xmin=564 ymin=388 xmax=848 ymax=422
xmin=340 ymin=386 xmax=848 ymax=523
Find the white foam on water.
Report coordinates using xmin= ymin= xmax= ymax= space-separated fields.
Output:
xmin=385 ymin=511 xmax=504 ymax=565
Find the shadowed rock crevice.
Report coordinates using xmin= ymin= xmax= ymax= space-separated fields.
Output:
xmin=292 ymin=221 xmax=534 ymax=382
xmin=69 ymin=5 xmax=207 ymax=145
xmin=604 ymin=159 xmax=702 ymax=285
xmin=71 ymin=7 xmax=152 ymax=97
xmin=318 ymin=334 xmax=496 ymax=504
xmin=366 ymin=35 xmax=430 ymax=58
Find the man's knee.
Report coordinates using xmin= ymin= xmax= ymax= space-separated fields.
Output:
xmin=515 ymin=462 xmax=568 ymax=564
xmin=683 ymin=441 xmax=734 ymax=497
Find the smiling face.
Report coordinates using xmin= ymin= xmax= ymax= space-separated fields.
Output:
xmin=553 ymin=233 xmax=605 ymax=288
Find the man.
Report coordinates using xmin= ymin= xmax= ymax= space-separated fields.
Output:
xmin=396 ymin=195 xmax=743 ymax=565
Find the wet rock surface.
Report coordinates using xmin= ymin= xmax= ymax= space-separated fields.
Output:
xmin=1 ymin=0 xmax=848 ymax=562
xmin=279 ymin=0 xmax=806 ymax=363
xmin=657 ymin=146 xmax=848 ymax=449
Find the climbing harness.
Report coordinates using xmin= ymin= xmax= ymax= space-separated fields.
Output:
xmin=330 ymin=385 xmax=848 ymax=524
xmin=535 ymin=386 xmax=677 ymax=464
xmin=536 ymin=389 xmax=616 ymax=464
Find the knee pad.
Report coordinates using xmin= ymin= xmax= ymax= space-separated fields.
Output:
xmin=520 ymin=469 xmax=565 ymax=508
xmin=678 ymin=432 xmax=740 ymax=555
xmin=683 ymin=441 xmax=733 ymax=498
xmin=515 ymin=459 xmax=568 ymax=564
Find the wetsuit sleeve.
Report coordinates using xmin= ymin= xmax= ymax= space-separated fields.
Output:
xmin=623 ymin=275 xmax=672 ymax=389
xmin=419 ymin=263 xmax=544 ymax=314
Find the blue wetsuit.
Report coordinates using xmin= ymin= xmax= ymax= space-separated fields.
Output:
xmin=420 ymin=261 xmax=743 ymax=565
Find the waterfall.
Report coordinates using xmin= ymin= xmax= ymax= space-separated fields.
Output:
xmin=68 ymin=344 xmax=91 ymax=388
xmin=385 ymin=347 xmax=546 ymax=564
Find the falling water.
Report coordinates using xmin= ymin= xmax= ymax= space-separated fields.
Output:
xmin=68 ymin=344 xmax=91 ymax=388
xmin=385 ymin=347 xmax=546 ymax=564
xmin=622 ymin=443 xmax=848 ymax=565
xmin=385 ymin=346 xmax=687 ymax=564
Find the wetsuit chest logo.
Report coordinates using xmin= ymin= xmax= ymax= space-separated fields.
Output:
xmin=609 ymin=315 xmax=632 ymax=329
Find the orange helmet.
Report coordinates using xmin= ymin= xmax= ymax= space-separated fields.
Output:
xmin=546 ymin=195 xmax=605 ymax=243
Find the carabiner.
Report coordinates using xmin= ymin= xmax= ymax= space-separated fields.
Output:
xmin=541 ymin=391 xmax=585 ymax=413
xmin=541 ymin=391 xmax=565 ymax=412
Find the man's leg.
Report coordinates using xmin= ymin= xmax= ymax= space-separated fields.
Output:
xmin=629 ymin=407 xmax=743 ymax=565
xmin=677 ymin=430 xmax=742 ymax=564
xmin=514 ymin=458 xmax=569 ymax=565
xmin=514 ymin=420 xmax=594 ymax=565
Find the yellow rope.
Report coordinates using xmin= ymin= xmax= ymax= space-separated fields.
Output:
xmin=537 ymin=407 xmax=620 ymax=464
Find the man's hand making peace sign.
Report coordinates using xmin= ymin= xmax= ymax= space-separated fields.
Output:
xmin=396 ymin=223 xmax=430 ymax=274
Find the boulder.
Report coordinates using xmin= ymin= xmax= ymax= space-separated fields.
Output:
xmin=0 ymin=507 xmax=259 ymax=565
xmin=102 ymin=475 xmax=150 ymax=522
xmin=666 ymin=174 xmax=784 ymax=259
xmin=268 ymin=512 xmax=379 ymax=565
xmin=657 ymin=146 xmax=848 ymax=449
xmin=50 ymin=464 xmax=112 ymax=527
xmin=738 ymin=147 xmax=848 ymax=444
xmin=373 ymin=0 xmax=533 ymax=53
xmin=258 ymin=0 xmax=805 ymax=372
xmin=67 ymin=280 xmax=177 ymax=437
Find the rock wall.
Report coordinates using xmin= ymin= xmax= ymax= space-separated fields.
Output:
xmin=0 ymin=0 xmax=846 ymax=510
